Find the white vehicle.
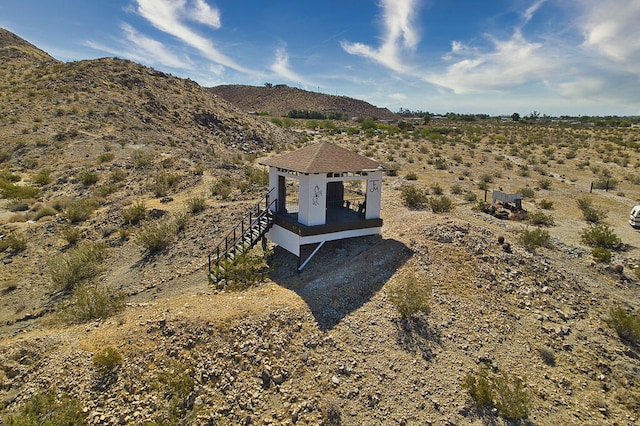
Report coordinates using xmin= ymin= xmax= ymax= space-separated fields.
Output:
xmin=630 ymin=205 xmax=640 ymax=227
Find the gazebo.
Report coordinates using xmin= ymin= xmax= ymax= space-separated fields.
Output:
xmin=260 ymin=142 xmax=384 ymax=270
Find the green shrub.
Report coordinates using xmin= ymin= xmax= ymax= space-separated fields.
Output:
xmin=60 ymin=226 xmax=81 ymax=245
xmin=538 ymin=178 xmax=552 ymax=190
xmin=388 ymin=271 xmax=431 ymax=319
xmin=31 ymin=205 xmax=57 ymax=221
xmin=577 ymin=197 xmax=608 ymax=223
xmin=464 ymin=191 xmax=478 ymax=202
xmin=49 ymin=242 xmax=107 ymax=291
xmin=518 ymin=187 xmax=535 ymax=198
xmin=404 ymin=171 xmax=418 ymax=181
xmin=97 ymin=152 xmax=115 ymax=164
xmin=63 ymin=198 xmax=99 ymax=223
xmin=593 ymin=177 xmax=618 ymax=190
xmin=580 ymin=224 xmax=621 ymax=249
xmin=213 ymin=247 xmax=271 ymax=290
xmin=109 ymin=168 xmax=127 ymax=183
xmin=400 ymin=185 xmax=428 ymax=209
xmin=450 ymin=184 xmax=463 ymax=195
xmin=0 ymin=180 xmax=39 ymax=199
xmin=92 ymin=346 xmax=123 ymax=374
xmin=78 ymin=169 xmax=99 ymax=186
xmin=151 ymin=171 xmax=180 ymax=197
xmin=606 ymin=306 xmax=640 ymax=346
xmin=155 ymin=361 xmax=196 ymax=423
xmin=136 ymin=218 xmax=177 ymax=254
xmin=244 ymin=166 xmax=269 ymax=186
xmin=0 ymin=233 xmax=27 ymax=253
xmin=122 ymin=200 xmax=147 ymax=225
xmin=538 ymin=199 xmax=554 ymax=209
xmin=591 ymin=246 xmax=612 ymax=263
xmin=32 ymin=168 xmax=52 ymax=186
xmin=430 ymin=183 xmax=443 ymax=195
xmin=463 ymin=367 xmax=530 ymax=420
xmin=57 ymin=284 xmax=124 ymax=323
xmin=185 ymin=193 xmax=206 ymax=214
xmin=519 ymin=228 xmax=550 ymax=251
xmin=528 ymin=211 xmax=555 ymax=226
xmin=5 ymin=388 xmax=87 ymax=425
xmin=428 ymin=195 xmax=454 ymax=213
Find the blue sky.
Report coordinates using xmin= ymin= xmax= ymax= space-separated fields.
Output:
xmin=2 ymin=0 xmax=640 ymax=116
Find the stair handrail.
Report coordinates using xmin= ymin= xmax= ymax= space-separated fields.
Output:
xmin=208 ymin=188 xmax=276 ymax=276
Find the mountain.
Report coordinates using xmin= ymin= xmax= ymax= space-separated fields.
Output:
xmin=209 ymin=84 xmax=399 ymax=121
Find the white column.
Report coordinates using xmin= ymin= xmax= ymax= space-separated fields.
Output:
xmin=365 ymin=171 xmax=382 ymax=220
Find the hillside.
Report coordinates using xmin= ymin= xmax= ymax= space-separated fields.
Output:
xmin=1 ymin=28 xmax=640 ymax=425
xmin=209 ymin=84 xmax=399 ymax=121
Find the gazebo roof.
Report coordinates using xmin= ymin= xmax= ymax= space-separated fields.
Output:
xmin=260 ymin=142 xmax=381 ymax=174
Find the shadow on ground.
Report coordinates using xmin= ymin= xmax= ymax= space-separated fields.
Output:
xmin=269 ymin=235 xmax=412 ymax=330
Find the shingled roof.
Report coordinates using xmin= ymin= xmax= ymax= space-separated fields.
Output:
xmin=260 ymin=142 xmax=381 ymax=174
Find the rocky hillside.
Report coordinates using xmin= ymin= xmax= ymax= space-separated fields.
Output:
xmin=209 ymin=84 xmax=399 ymax=121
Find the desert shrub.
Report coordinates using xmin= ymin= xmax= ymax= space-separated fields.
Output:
xmin=92 ymin=346 xmax=123 ymax=374
xmin=136 ymin=218 xmax=177 ymax=254
xmin=592 ymin=177 xmax=618 ymax=190
xmin=32 ymin=168 xmax=52 ymax=185
xmin=185 ymin=193 xmax=206 ymax=214
xmin=57 ymin=284 xmax=124 ymax=323
xmin=31 ymin=205 xmax=57 ymax=221
xmin=155 ymin=361 xmax=196 ymax=423
xmin=528 ymin=211 xmax=555 ymax=226
xmin=0 ymin=180 xmax=39 ymax=199
xmin=151 ymin=171 xmax=180 ymax=197
xmin=538 ymin=178 xmax=552 ymax=190
xmin=404 ymin=171 xmax=418 ymax=181
xmin=518 ymin=187 xmax=535 ymax=198
xmin=606 ymin=306 xmax=640 ymax=346
xmin=92 ymin=346 xmax=123 ymax=390
xmin=97 ymin=152 xmax=115 ymax=163
xmin=109 ymin=168 xmax=127 ymax=183
xmin=429 ymin=195 xmax=454 ymax=213
xmin=580 ymin=224 xmax=621 ymax=249
xmin=388 ymin=271 xmax=431 ymax=319
xmin=49 ymin=242 xmax=107 ymax=292
xmin=214 ymin=247 xmax=272 ymax=290
xmin=245 ymin=166 xmax=269 ymax=186
xmin=577 ymin=197 xmax=608 ymax=223
xmin=400 ymin=185 xmax=428 ymax=209
xmin=0 ymin=232 xmax=27 ymax=253
xmin=63 ymin=198 xmax=99 ymax=223
xmin=132 ymin=149 xmax=153 ymax=168
xmin=519 ymin=227 xmax=550 ymax=250
xmin=464 ymin=191 xmax=478 ymax=202
xmin=211 ymin=178 xmax=233 ymax=199
xmin=60 ymin=226 xmax=81 ymax=245
xmin=538 ymin=199 xmax=554 ymax=209
xmin=4 ymin=388 xmax=87 ymax=425
xmin=450 ymin=183 xmax=463 ymax=195
xmin=430 ymin=183 xmax=443 ymax=195
xmin=122 ymin=200 xmax=147 ymax=225
xmin=591 ymin=247 xmax=612 ymax=263
xmin=537 ymin=347 xmax=556 ymax=366
xmin=78 ymin=169 xmax=99 ymax=186
xmin=463 ymin=367 xmax=530 ymax=420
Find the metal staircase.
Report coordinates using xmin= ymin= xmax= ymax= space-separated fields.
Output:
xmin=208 ymin=189 xmax=276 ymax=283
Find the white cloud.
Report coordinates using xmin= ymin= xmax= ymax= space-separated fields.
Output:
xmin=190 ymin=0 xmax=221 ymax=28
xmin=577 ymin=0 xmax=640 ymax=68
xmin=341 ymin=0 xmax=420 ymax=73
xmin=134 ymin=0 xmax=250 ymax=73
xmin=270 ymin=47 xmax=312 ymax=87
xmin=85 ymin=23 xmax=188 ymax=69
xmin=430 ymin=30 xmax=557 ymax=93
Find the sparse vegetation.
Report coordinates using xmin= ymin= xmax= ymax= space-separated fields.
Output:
xmin=4 ymin=388 xmax=87 ymax=425
xmin=463 ymin=367 xmax=530 ymax=420
xmin=48 ymin=242 xmax=108 ymax=291
xmin=388 ymin=271 xmax=431 ymax=319
xmin=428 ymin=195 xmax=454 ymax=213
xmin=213 ymin=246 xmax=272 ymax=290
xmin=581 ymin=224 xmax=621 ymax=249
xmin=519 ymin=227 xmax=551 ymax=250
xmin=400 ymin=185 xmax=428 ymax=208
xmin=57 ymin=284 xmax=124 ymax=323
xmin=606 ymin=306 xmax=640 ymax=346
xmin=577 ymin=197 xmax=608 ymax=223
xmin=122 ymin=199 xmax=147 ymax=225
